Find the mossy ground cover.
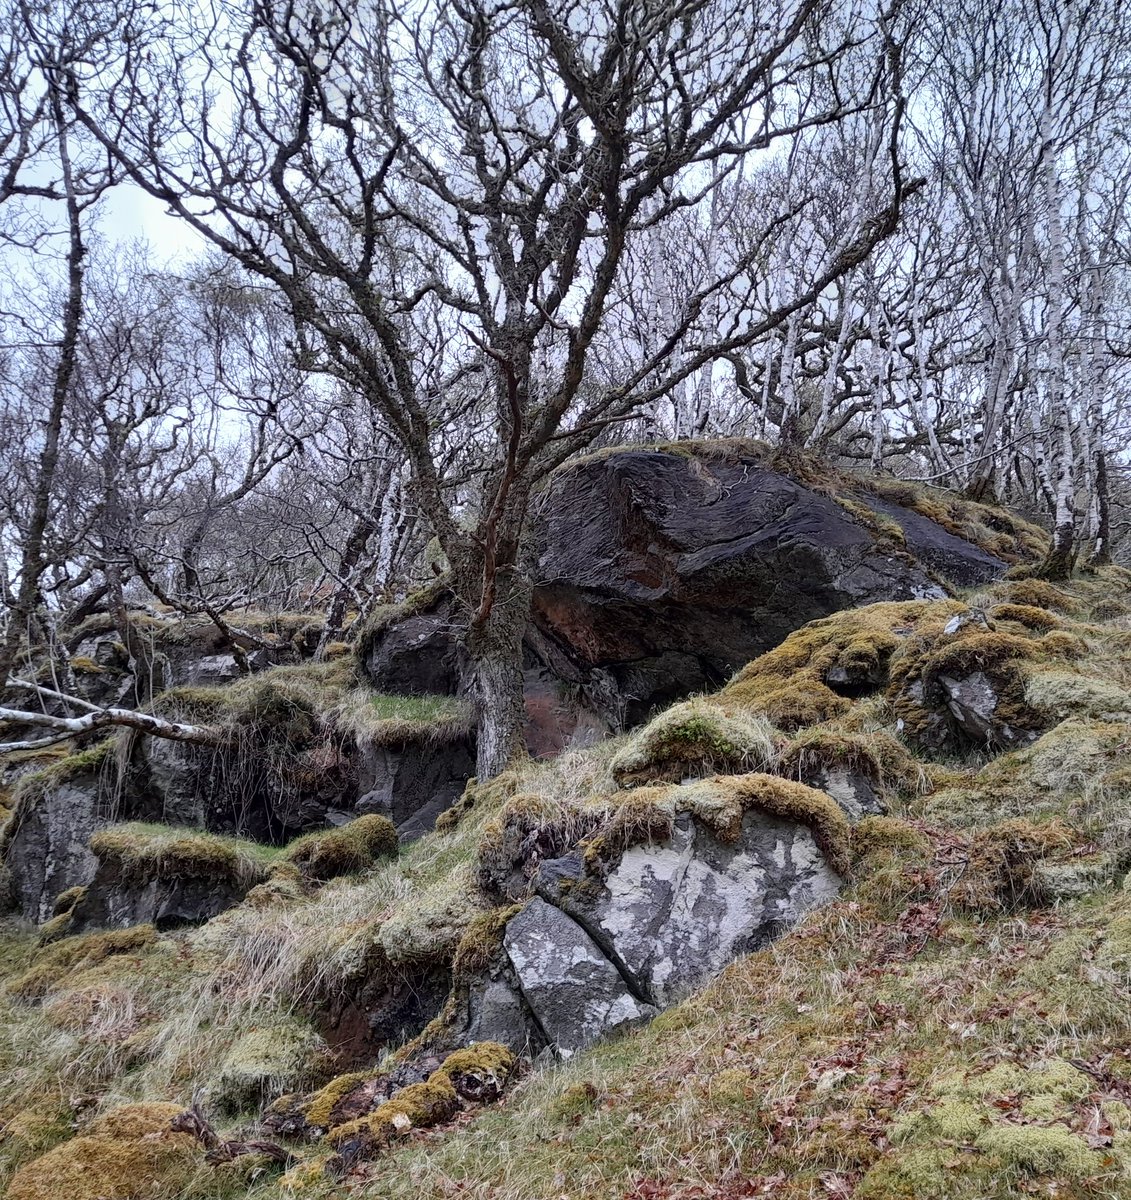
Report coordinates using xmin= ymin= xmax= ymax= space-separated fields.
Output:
xmin=345 ymin=880 xmax=1131 ymax=1200
xmin=1 ymin=569 xmax=1130 ymax=1198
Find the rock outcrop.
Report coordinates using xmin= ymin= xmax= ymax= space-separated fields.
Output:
xmin=3 ymin=770 xmax=108 ymax=923
xmin=532 ymin=451 xmax=1005 ymax=723
xmin=361 ymin=449 xmax=1013 ymax=729
xmin=442 ymin=774 xmax=850 ymax=1057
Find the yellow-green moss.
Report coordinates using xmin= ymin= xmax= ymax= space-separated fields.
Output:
xmin=68 ymin=655 xmax=106 ymax=675
xmin=723 ymin=600 xmax=963 ymax=738
xmin=8 ymin=740 xmax=116 ymax=808
xmin=779 ymin=728 xmax=922 ymax=794
xmin=8 ymin=925 xmax=158 ymax=1000
xmin=583 ymin=773 xmax=852 ymax=878
xmin=610 ymin=699 xmax=777 ymax=785
xmin=451 ymin=905 xmax=524 ymax=977
xmin=88 ymin=823 xmax=275 ymax=886
xmin=998 ymin=577 xmax=1083 ymax=613
xmin=6 ymin=1103 xmax=197 ymax=1200
xmin=953 ymin=819 xmax=1079 ymax=912
xmin=324 ymin=1070 xmax=459 ymax=1147
xmin=302 ymin=1070 xmax=376 ymax=1129
xmin=439 ymin=1042 xmax=514 ymax=1079
xmin=282 ymin=814 xmax=398 ymax=881
xmin=852 ymin=816 xmax=931 ymax=861
xmin=989 ymin=602 xmax=1061 ymax=631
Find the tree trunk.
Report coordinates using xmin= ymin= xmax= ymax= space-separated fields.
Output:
xmin=463 ymin=567 xmax=530 ymax=780
xmin=1086 ymin=450 xmax=1112 ymax=568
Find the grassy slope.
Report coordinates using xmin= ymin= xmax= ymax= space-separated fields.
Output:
xmin=2 ymin=569 xmax=1131 ymax=1198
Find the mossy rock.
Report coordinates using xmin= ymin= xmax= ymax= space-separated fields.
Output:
xmin=282 ymin=814 xmax=398 ymax=882
xmin=213 ymin=1018 xmax=325 ymax=1115
xmin=325 ymin=1070 xmax=459 ymax=1151
xmin=6 ymin=1103 xmax=198 ymax=1200
xmin=610 ymin=699 xmax=777 ymax=785
xmin=87 ymin=824 xmax=274 ymax=887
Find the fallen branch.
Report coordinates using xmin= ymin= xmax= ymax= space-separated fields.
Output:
xmin=171 ymin=1102 xmax=291 ymax=1166
xmin=1 ymin=678 xmax=223 ymax=751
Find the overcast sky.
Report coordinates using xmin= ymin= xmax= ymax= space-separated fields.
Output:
xmin=101 ymin=183 xmax=206 ymax=262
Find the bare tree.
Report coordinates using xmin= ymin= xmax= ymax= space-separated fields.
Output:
xmin=65 ymin=0 xmax=920 ymax=775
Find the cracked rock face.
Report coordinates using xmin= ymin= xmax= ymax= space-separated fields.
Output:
xmin=485 ymin=804 xmax=844 ymax=1057
xmin=503 ymin=897 xmax=657 ymax=1057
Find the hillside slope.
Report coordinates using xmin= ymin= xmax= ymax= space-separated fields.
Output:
xmin=2 ymin=567 xmax=1131 ymax=1199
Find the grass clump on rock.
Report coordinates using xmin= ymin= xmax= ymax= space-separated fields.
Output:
xmin=89 ymin=822 xmax=278 ymax=887
xmin=610 ymin=698 xmax=777 ymax=785
xmin=281 ymin=813 xmax=398 ymax=882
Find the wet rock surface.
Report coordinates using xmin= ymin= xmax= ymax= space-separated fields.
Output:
xmin=3 ymin=776 xmax=106 ymax=922
xmin=360 ymin=451 xmax=1008 ymax=729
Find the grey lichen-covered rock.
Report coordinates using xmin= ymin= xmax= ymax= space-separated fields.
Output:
xmin=3 ymin=778 xmax=106 ymax=922
xmin=476 ymin=795 xmax=846 ymax=1058
xmin=542 ymin=808 xmax=843 ymax=1007
xmin=503 ymin=897 xmax=657 ymax=1057
xmin=802 ymin=765 xmax=885 ymax=821
xmin=937 ymin=670 xmax=1038 ymax=749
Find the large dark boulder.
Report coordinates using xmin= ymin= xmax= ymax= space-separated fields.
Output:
xmin=361 ymin=452 xmax=1009 ymax=728
xmin=533 ymin=452 xmax=1005 ymax=723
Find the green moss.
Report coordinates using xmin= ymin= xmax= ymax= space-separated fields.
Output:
xmin=6 ymin=1102 xmax=197 ymax=1200
xmin=610 ymin=699 xmax=777 ymax=785
xmin=88 ymin=823 xmax=276 ymax=886
xmin=1024 ymin=670 xmax=1131 ymax=721
xmin=8 ymin=926 xmax=158 ymax=1000
xmin=325 ymin=1070 xmax=459 ymax=1147
xmin=213 ymin=1018 xmax=323 ymax=1115
xmin=440 ymin=1041 xmax=514 ymax=1081
xmin=282 ymin=814 xmax=398 ymax=882
xmin=302 ymin=1070 xmax=375 ymax=1129
xmin=451 ymin=905 xmax=524 ymax=977
xmin=332 ymin=688 xmax=474 ymax=748
xmin=976 ymin=1124 xmax=1099 ymax=1176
